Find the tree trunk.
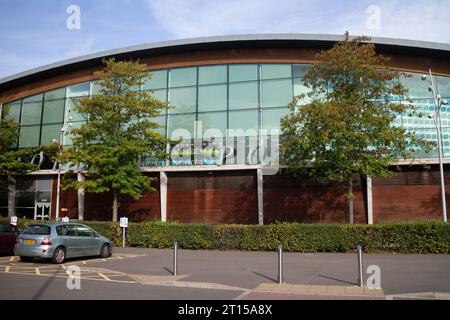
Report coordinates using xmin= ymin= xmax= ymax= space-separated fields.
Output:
xmin=112 ymin=191 xmax=118 ymax=222
xmin=348 ymin=176 xmax=354 ymax=224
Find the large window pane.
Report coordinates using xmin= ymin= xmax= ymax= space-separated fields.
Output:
xmin=65 ymin=99 xmax=87 ymax=122
xmin=198 ymin=112 xmax=227 ymax=138
xmin=169 ymin=67 xmax=197 ymax=87
xmin=228 ymin=110 xmax=259 ymax=136
xmin=19 ymin=126 xmax=41 ymax=148
xmin=199 ymin=65 xmax=227 ymax=85
xmin=437 ymin=76 xmax=450 ymax=98
xmin=168 ymin=113 xmax=196 ymax=140
xmin=144 ymin=70 xmax=168 ymax=90
xmin=400 ymin=72 xmax=429 ymax=99
xmin=23 ymin=94 xmax=43 ymax=103
xmin=40 ymin=124 xmax=62 ymax=145
xmin=67 ymin=82 xmax=90 ymax=98
xmin=261 ymin=64 xmax=291 ymax=80
xmin=36 ymin=177 xmax=52 ymax=191
xmin=292 ymin=64 xmax=310 ymax=78
xmin=229 ymin=64 xmax=258 ymax=82
xmin=3 ymin=102 xmax=21 ymax=122
xmin=262 ymin=108 xmax=290 ymax=131
xmin=229 ymin=82 xmax=258 ymax=110
xmin=169 ymin=87 xmax=197 ymax=113
xmin=148 ymin=115 xmax=166 ymax=137
xmin=21 ymin=101 xmax=42 ymax=125
xmin=262 ymin=79 xmax=293 ymax=108
xmin=149 ymin=89 xmax=167 ymax=103
xmin=198 ymin=84 xmax=227 ymax=112
xmin=294 ymin=78 xmax=312 ymax=105
xmin=44 ymin=88 xmax=65 ymax=100
xmin=42 ymin=99 xmax=65 ymax=123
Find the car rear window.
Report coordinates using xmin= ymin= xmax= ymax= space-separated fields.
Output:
xmin=22 ymin=224 xmax=51 ymax=235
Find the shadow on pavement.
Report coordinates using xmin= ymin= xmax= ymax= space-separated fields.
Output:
xmin=253 ymin=271 xmax=278 ymax=283
xmin=318 ymin=274 xmax=357 ymax=286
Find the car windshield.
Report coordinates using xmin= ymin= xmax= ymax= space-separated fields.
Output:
xmin=22 ymin=224 xmax=50 ymax=235
xmin=0 ymin=224 xmax=14 ymax=233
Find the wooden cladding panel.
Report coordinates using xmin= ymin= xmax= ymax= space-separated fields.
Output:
xmin=167 ymin=171 xmax=258 ymax=224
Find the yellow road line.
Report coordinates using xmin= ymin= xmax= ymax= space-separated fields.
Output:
xmin=97 ymin=273 xmax=111 ymax=281
xmin=61 ymin=264 xmax=66 ymax=270
xmin=9 ymin=257 xmax=15 ymax=262
xmin=35 ymin=268 xmax=41 ymax=275
xmin=4 ymin=266 xmax=10 ymax=273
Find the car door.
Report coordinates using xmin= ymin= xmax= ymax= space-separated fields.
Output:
xmin=62 ymin=224 xmax=83 ymax=258
xmin=75 ymin=225 xmax=99 ymax=256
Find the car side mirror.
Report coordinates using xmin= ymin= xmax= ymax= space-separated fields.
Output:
xmin=94 ymin=232 xmax=100 ymax=237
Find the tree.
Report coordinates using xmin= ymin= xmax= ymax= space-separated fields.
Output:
xmin=281 ymin=33 xmax=430 ymax=223
xmin=61 ymin=59 xmax=168 ymax=222
xmin=0 ymin=105 xmax=36 ymax=193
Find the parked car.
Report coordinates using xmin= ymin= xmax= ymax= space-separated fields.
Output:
xmin=0 ymin=222 xmax=20 ymax=255
xmin=15 ymin=222 xmax=113 ymax=264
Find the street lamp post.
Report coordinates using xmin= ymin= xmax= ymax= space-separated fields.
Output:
xmin=54 ymin=112 xmax=72 ymax=221
xmin=422 ymin=69 xmax=449 ymax=223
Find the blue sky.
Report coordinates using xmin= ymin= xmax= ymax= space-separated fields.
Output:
xmin=0 ymin=0 xmax=449 ymax=79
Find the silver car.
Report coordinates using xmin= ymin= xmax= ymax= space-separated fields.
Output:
xmin=15 ymin=222 xmax=113 ymax=264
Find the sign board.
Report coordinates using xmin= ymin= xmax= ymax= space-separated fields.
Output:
xmin=62 ymin=216 xmax=69 ymax=223
xmin=10 ymin=216 xmax=18 ymax=226
xmin=119 ymin=217 xmax=128 ymax=228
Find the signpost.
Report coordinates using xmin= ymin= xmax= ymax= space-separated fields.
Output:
xmin=119 ymin=217 xmax=128 ymax=248
xmin=10 ymin=216 xmax=17 ymax=226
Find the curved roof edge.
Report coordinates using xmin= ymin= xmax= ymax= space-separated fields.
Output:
xmin=1 ymin=33 xmax=449 ymax=91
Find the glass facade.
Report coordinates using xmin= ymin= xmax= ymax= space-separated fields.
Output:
xmin=2 ymin=63 xmax=450 ymax=163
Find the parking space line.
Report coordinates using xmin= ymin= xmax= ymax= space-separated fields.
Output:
xmin=4 ymin=266 xmax=10 ymax=273
xmin=97 ymin=273 xmax=111 ymax=281
xmin=61 ymin=264 xmax=66 ymax=270
xmin=9 ymin=257 xmax=15 ymax=262
xmin=35 ymin=268 xmax=40 ymax=275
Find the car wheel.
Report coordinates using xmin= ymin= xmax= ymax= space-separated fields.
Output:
xmin=52 ymin=247 xmax=66 ymax=264
xmin=20 ymin=256 xmax=33 ymax=262
xmin=100 ymin=244 xmax=111 ymax=258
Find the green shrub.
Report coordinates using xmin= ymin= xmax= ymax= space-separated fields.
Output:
xmin=1 ymin=217 xmax=448 ymax=253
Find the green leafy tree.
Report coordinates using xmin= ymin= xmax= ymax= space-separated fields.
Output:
xmin=281 ymin=33 xmax=430 ymax=223
xmin=61 ymin=59 xmax=168 ymax=221
xmin=0 ymin=105 xmax=36 ymax=193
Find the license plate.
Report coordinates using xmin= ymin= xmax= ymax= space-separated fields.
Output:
xmin=23 ymin=239 xmax=36 ymax=245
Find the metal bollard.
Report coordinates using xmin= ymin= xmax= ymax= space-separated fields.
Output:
xmin=173 ymin=241 xmax=178 ymax=276
xmin=357 ymin=244 xmax=364 ymax=287
xmin=277 ymin=244 xmax=283 ymax=284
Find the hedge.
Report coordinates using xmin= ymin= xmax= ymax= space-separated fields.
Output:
xmin=1 ymin=218 xmax=449 ymax=254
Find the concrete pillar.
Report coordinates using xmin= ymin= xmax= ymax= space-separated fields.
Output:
xmin=77 ymin=172 xmax=85 ymax=220
xmin=7 ymin=174 xmax=15 ymax=217
xmin=367 ymin=176 xmax=373 ymax=225
xmin=160 ymin=171 xmax=167 ymax=222
xmin=257 ymin=168 xmax=264 ymax=226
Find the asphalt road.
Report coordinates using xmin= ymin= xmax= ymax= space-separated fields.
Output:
xmin=1 ymin=248 xmax=449 ymax=300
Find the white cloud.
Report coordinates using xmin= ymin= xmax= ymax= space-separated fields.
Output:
xmin=143 ymin=0 xmax=450 ymax=43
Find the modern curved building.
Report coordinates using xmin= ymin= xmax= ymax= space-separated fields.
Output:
xmin=1 ymin=34 xmax=449 ymax=224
